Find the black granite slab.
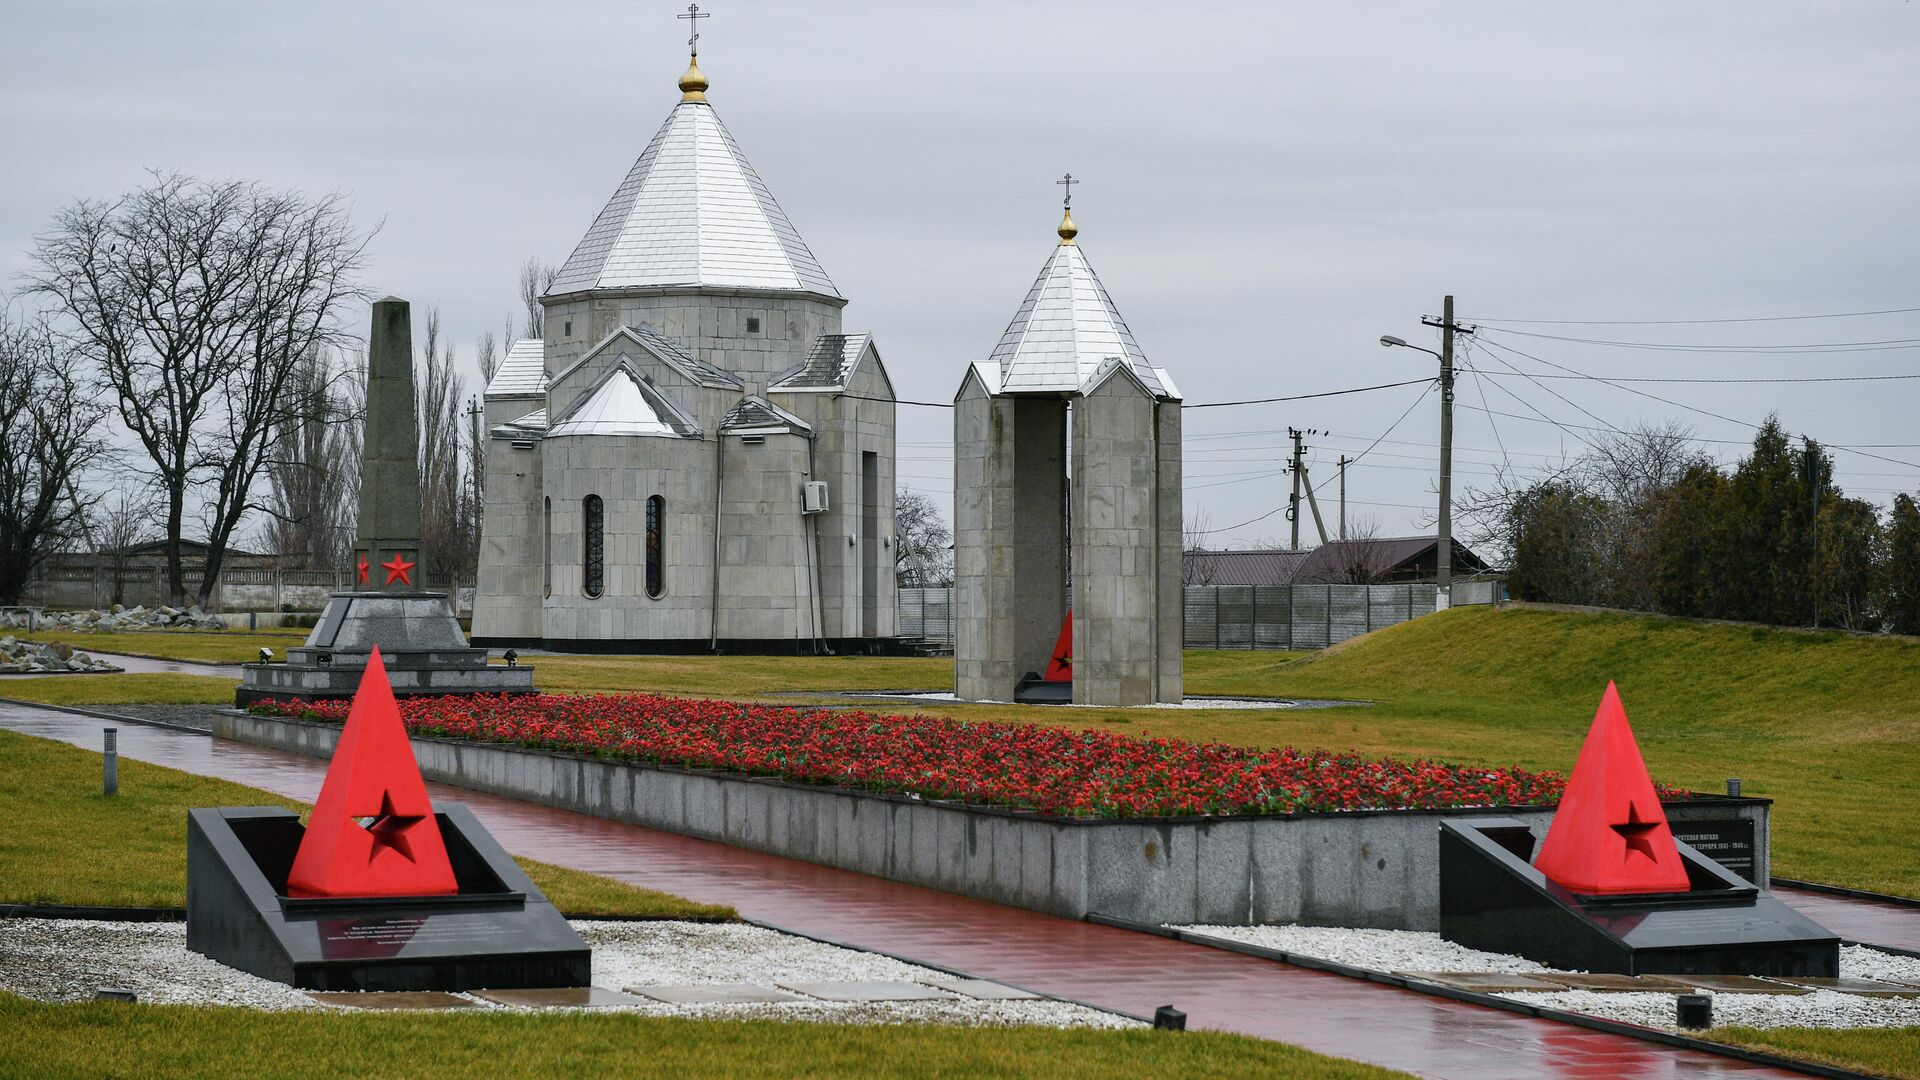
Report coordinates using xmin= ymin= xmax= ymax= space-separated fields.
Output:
xmin=186 ymin=803 xmax=589 ymax=991
xmin=1438 ymin=817 xmax=1838 ymax=977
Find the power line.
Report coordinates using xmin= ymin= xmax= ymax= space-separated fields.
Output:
xmin=1477 ymin=337 xmax=1920 ymax=471
xmin=845 ymin=375 xmax=1437 ymax=411
xmin=1467 ymin=306 xmax=1920 ymax=326
xmin=1459 ymin=367 xmax=1920 ymax=386
xmin=1476 ymin=328 xmax=1920 ymax=354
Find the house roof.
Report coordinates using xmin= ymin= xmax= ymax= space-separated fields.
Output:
xmin=1183 ymin=549 xmax=1313 ymax=586
xmin=986 ymin=238 xmax=1174 ymax=398
xmin=484 ymin=338 xmax=546 ymax=398
xmin=1291 ymin=536 xmax=1491 ymax=584
xmin=545 ymin=98 xmax=840 ymax=300
xmin=545 ymin=360 xmax=702 ymax=439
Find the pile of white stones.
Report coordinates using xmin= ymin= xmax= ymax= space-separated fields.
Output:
xmin=0 ymin=605 xmax=225 ymax=632
xmin=0 ymin=637 xmax=121 ymax=674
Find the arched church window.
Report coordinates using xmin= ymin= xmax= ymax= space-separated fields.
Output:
xmin=543 ymin=497 xmax=552 ymax=598
xmin=645 ymin=495 xmax=666 ymax=599
xmin=583 ymin=494 xmax=605 ymax=598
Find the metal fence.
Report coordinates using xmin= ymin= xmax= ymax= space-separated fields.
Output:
xmin=897 ymin=587 xmax=955 ymax=644
xmin=895 ymin=582 xmax=1444 ymax=651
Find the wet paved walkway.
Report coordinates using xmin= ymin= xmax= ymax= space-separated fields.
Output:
xmin=1773 ymin=886 xmax=1920 ymax=953
xmin=0 ymin=704 xmax=1825 ymax=1079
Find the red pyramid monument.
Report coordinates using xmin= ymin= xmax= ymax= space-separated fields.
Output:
xmin=1533 ymin=682 xmax=1691 ymax=896
xmin=285 ymin=647 xmax=458 ymax=898
xmin=1043 ymin=610 xmax=1073 ymax=683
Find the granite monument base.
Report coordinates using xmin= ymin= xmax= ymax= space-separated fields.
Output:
xmin=186 ymin=803 xmax=588 ymax=991
xmin=236 ymin=591 xmax=534 ymax=706
xmin=1439 ymin=817 xmax=1838 ymax=977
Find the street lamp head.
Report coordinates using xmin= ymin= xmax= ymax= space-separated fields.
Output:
xmin=1379 ymin=335 xmax=1407 ymax=348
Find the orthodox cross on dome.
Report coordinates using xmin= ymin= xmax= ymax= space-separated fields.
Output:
xmin=1055 ymin=173 xmax=1079 ymax=244
xmin=679 ymin=3 xmax=709 ymax=56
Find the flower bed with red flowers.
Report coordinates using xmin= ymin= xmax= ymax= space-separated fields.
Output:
xmin=251 ymin=693 xmax=1582 ymax=819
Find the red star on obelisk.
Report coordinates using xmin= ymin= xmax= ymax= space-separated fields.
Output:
xmin=356 ymin=555 xmax=370 ymax=584
xmin=381 ymin=552 xmax=415 ymax=586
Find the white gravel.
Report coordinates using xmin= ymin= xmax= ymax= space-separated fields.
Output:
xmin=0 ymin=918 xmax=1132 ymax=1029
xmin=1173 ymin=924 xmax=1920 ymax=1031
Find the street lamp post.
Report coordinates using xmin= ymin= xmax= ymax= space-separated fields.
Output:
xmin=1379 ymin=294 xmax=1466 ymax=608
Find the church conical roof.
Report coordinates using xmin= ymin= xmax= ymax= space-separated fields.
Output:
xmin=547 ymin=99 xmax=840 ymax=299
xmin=988 ymin=238 xmax=1167 ymax=397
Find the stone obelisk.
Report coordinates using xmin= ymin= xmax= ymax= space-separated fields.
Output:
xmin=353 ymin=298 xmax=423 ymax=590
xmin=235 ymin=296 xmax=535 ymax=705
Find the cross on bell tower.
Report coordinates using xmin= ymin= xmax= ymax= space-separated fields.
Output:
xmin=679 ymin=3 xmax=709 ymax=56
xmin=1055 ymin=173 xmax=1079 ymax=244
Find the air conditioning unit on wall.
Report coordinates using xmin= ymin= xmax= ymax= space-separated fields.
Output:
xmin=801 ymin=481 xmax=830 ymax=515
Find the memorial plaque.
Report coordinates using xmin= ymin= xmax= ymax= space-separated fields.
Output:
xmin=1669 ymin=819 xmax=1757 ymax=884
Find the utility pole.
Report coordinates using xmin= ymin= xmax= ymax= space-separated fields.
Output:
xmin=1420 ymin=296 xmax=1471 ymax=608
xmin=1288 ymin=427 xmax=1305 ymax=550
xmin=1338 ymin=455 xmax=1349 ymax=541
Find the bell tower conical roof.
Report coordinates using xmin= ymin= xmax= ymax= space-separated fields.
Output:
xmin=546 ymin=57 xmax=841 ymax=301
xmin=986 ymin=205 xmax=1172 ymax=397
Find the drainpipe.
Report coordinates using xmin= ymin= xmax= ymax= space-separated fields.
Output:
xmin=804 ymin=433 xmax=830 ymax=655
xmin=709 ymin=431 xmax=725 ymax=652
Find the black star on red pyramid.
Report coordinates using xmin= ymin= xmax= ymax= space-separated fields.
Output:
xmin=360 ymin=791 xmax=424 ymax=865
xmin=1610 ymin=804 xmax=1662 ymax=864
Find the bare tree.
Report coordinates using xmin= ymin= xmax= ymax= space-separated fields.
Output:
xmin=1183 ymin=509 xmax=1217 ymax=585
xmin=261 ymin=345 xmax=361 ymax=568
xmin=95 ymin=483 xmax=161 ymax=606
xmin=29 ymin=173 xmax=369 ymax=607
xmin=417 ymin=313 xmax=475 ymax=579
xmin=894 ymin=488 xmax=953 ymax=587
xmin=475 ymin=330 xmax=499 ymax=385
xmin=0 ymin=308 xmax=113 ymax=604
xmin=519 ymin=258 xmax=556 ymax=340
xmin=1326 ymin=515 xmax=1398 ymax=584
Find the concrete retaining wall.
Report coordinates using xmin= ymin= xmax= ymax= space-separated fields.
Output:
xmin=215 ymin=712 xmax=1770 ymax=930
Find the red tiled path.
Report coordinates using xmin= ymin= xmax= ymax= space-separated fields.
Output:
xmin=1772 ymin=886 xmax=1920 ymax=954
xmin=0 ymin=705 xmax=1816 ymax=1079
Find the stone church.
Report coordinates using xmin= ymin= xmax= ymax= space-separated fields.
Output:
xmin=473 ymin=49 xmax=897 ymax=651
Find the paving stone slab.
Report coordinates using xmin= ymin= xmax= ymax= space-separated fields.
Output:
xmin=307 ymin=991 xmax=477 ymax=1010
xmin=472 ymin=986 xmax=648 ymax=1008
xmin=1757 ymin=976 xmax=1920 ymax=997
xmin=920 ymin=978 xmax=1042 ymax=1000
xmin=1538 ymin=974 xmax=1691 ymax=992
xmin=1397 ymin=972 xmax=1576 ymax=993
xmin=1658 ymin=975 xmax=1812 ymax=995
xmin=628 ymin=983 xmax=803 ymax=1005
xmin=778 ymin=980 xmax=950 ymax=1002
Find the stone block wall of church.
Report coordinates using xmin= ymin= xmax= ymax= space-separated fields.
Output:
xmin=541 ymin=292 xmax=845 ymax=394
xmin=540 ymin=434 xmax=716 ymax=642
xmin=472 ymin=432 xmax=545 ymax=641
xmin=773 ymin=368 xmax=898 ymax=643
xmin=714 ymin=433 xmax=816 ymax=642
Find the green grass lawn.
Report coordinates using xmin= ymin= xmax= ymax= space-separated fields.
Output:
xmin=12 ymin=604 xmax=1917 ymax=894
xmin=1716 ymin=1026 xmax=1920 ymax=1079
xmin=0 ymin=728 xmax=730 ymax=918
xmin=0 ymin=994 xmax=1404 ymax=1080
xmin=0 ymin=673 xmax=239 ymax=706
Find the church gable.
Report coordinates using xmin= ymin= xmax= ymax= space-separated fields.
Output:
xmin=546 ymin=359 xmax=702 ymax=440
xmin=549 ymin=325 xmax=737 ymax=428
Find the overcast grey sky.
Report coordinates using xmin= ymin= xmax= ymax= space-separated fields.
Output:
xmin=4 ymin=1 xmax=1917 ymax=547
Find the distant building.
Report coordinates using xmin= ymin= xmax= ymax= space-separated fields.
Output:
xmin=1185 ymin=536 xmax=1490 ymax=587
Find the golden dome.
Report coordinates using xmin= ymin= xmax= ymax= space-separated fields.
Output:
xmin=679 ymin=56 xmax=708 ymax=102
xmin=1057 ymin=207 xmax=1078 ymax=244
